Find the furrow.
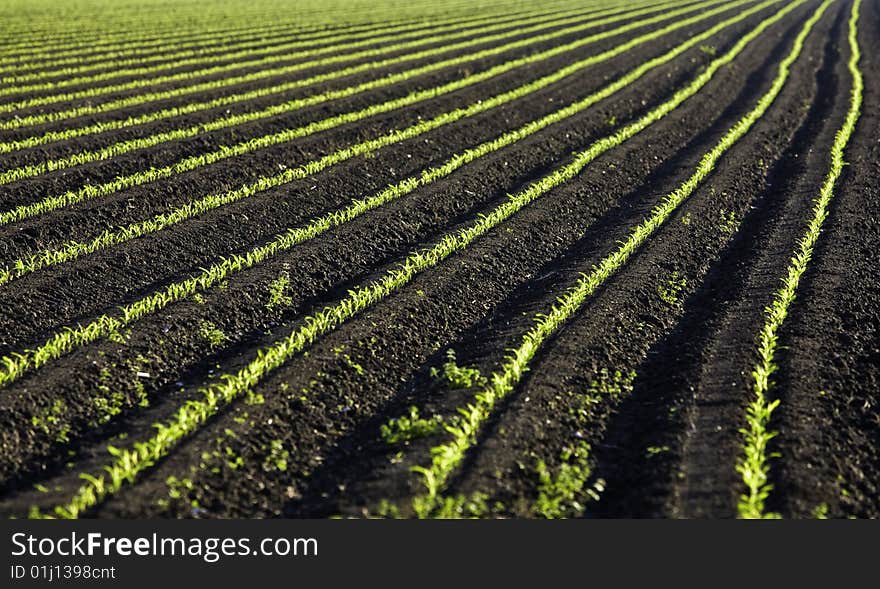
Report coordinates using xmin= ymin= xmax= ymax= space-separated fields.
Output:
xmin=737 ymin=0 xmax=861 ymax=519
xmin=0 ymin=0 xmax=715 ymax=127
xmin=27 ymin=0 xmax=810 ymax=520
xmin=0 ymin=0 xmax=680 ymax=113
xmin=399 ymin=0 xmax=829 ymax=517
xmin=0 ymin=1 xmax=656 ymax=158
xmin=0 ymin=4 xmax=606 ymax=94
xmin=0 ymin=0 xmax=750 ymax=285
xmin=0 ymin=0 xmax=774 ymax=477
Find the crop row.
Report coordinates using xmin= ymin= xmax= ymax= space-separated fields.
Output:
xmin=0 ymin=0 xmax=525 ymax=59
xmin=0 ymin=4 xmax=573 ymax=82
xmin=0 ymin=0 xmax=757 ymax=293
xmin=0 ymin=8 xmax=489 ymax=70
xmin=0 ymin=8 xmax=386 ymax=59
xmin=0 ymin=0 xmax=693 ymax=152
xmin=0 ymin=4 xmax=320 ymax=50
xmin=0 ymin=9 xmax=611 ymax=110
xmin=0 ymin=4 xmax=604 ymax=94
xmin=0 ymin=0 xmax=686 ymax=125
xmin=0 ymin=0 xmax=775 ymax=459
xmin=0 ymin=16 xmax=368 ymax=66
xmin=0 ymin=0 xmax=734 ymax=201
xmin=404 ymin=0 xmax=820 ymax=517
xmin=0 ymin=1 xmax=632 ymax=141
xmin=737 ymin=0 xmax=862 ymax=519
xmin=27 ymin=0 xmax=807 ymax=519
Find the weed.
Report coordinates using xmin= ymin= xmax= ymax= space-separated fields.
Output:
xmin=93 ymin=390 xmax=126 ymax=425
xmin=646 ymin=445 xmax=670 ymax=457
xmin=380 ymin=407 xmax=443 ymax=445
xmin=719 ymin=208 xmax=737 ymax=233
xmin=430 ymin=349 xmax=485 ymax=389
xmin=245 ymin=389 xmax=265 ymax=405
xmin=198 ymin=321 xmax=226 ymax=350
xmin=342 ymin=354 xmax=364 ymax=375
xmin=374 ymin=499 xmax=401 ymax=519
xmin=534 ymin=442 xmax=605 ymax=518
xmin=31 ymin=399 xmax=71 ymax=444
xmin=267 ymin=271 xmax=292 ymax=310
xmin=699 ymin=44 xmax=716 ymax=55
xmin=166 ymin=476 xmax=194 ymax=501
xmin=262 ymin=440 xmax=289 ymax=472
xmin=224 ymin=446 xmax=245 ymax=470
xmin=657 ymin=270 xmax=687 ymax=305
xmin=589 ymin=368 xmax=636 ymax=398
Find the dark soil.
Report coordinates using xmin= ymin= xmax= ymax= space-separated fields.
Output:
xmin=0 ymin=4 xmax=753 ymax=350
xmin=0 ymin=0 xmax=876 ymax=519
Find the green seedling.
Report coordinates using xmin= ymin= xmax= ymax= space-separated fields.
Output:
xmin=381 ymin=407 xmax=443 ymax=445
xmin=657 ymin=270 xmax=687 ymax=305
xmin=431 ymin=349 xmax=486 ymax=389
xmin=35 ymin=0 xmax=807 ymax=519
xmin=199 ymin=321 xmax=226 ymax=351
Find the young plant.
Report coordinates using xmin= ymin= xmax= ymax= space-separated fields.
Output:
xmin=198 ymin=321 xmax=226 ymax=351
xmin=266 ymin=271 xmax=292 ymax=310
xmin=534 ymin=442 xmax=605 ymax=518
xmin=657 ymin=270 xmax=687 ymax=305
xmin=431 ymin=349 xmax=486 ymax=389
xmin=737 ymin=0 xmax=862 ymax=520
xmin=37 ymin=0 xmax=807 ymax=518
xmin=408 ymin=0 xmax=825 ymax=516
xmin=380 ymin=407 xmax=443 ymax=445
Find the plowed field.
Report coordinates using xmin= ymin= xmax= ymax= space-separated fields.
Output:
xmin=0 ymin=0 xmax=877 ymax=519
